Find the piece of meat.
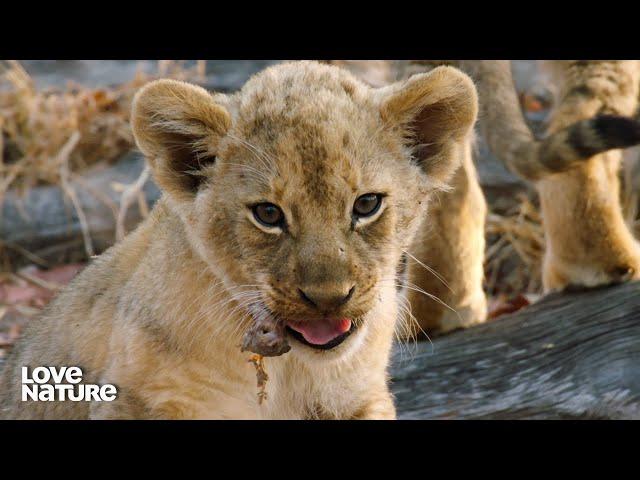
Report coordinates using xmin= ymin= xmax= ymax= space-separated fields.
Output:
xmin=241 ymin=315 xmax=291 ymax=357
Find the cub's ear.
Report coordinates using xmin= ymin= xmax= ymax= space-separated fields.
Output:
xmin=131 ymin=79 xmax=231 ymax=202
xmin=378 ymin=66 xmax=478 ymax=185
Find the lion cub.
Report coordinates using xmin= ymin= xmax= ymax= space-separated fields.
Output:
xmin=0 ymin=61 xmax=478 ymax=419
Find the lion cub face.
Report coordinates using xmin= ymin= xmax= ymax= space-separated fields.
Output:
xmin=131 ymin=61 xmax=477 ymax=355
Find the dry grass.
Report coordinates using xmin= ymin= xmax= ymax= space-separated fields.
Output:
xmin=485 ymin=194 xmax=545 ymax=296
xmin=1 ymin=60 xmax=135 ymax=199
xmin=0 ymin=60 xmax=206 ymax=200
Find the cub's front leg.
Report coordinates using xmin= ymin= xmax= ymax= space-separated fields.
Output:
xmin=90 ymin=384 xmax=259 ymax=419
xmin=89 ymin=389 xmax=152 ymax=419
xmin=90 ymin=350 xmax=260 ymax=419
xmin=351 ymin=388 xmax=396 ymax=420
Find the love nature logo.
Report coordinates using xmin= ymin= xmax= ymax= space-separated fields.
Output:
xmin=21 ymin=366 xmax=118 ymax=402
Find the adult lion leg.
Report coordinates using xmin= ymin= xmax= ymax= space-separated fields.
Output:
xmin=457 ymin=60 xmax=640 ymax=293
xmin=538 ymin=61 xmax=640 ymax=291
xmin=406 ymin=145 xmax=487 ymax=335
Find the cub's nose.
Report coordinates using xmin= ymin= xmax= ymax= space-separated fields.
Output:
xmin=298 ymin=285 xmax=355 ymax=312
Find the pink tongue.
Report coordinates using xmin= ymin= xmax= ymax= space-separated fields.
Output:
xmin=288 ymin=318 xmax=352 ymax=345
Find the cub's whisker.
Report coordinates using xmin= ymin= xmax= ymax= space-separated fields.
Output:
xmin=402 ymin=250 xmax=453 ymax=293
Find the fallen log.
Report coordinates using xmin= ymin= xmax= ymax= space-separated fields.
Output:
xmin=391 ymin=281 xmax=640 ymax=419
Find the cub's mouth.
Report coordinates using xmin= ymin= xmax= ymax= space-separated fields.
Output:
xmin=285 ymin=317 xmax=356 ymax=350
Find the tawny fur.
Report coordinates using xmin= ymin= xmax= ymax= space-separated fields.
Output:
xmin=387 ymin=61 xmax=487 ymax=335
xmin=404 ymin=145 xmax=487 ymax=334
xmin=0 ymin=61 xmax=477 ymax=419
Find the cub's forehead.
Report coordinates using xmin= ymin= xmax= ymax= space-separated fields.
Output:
xmin=218 ymin=62 xmax=394 ymax=200
xmin=237 ymin=61 xmax=372 ymax=110
xmin=232 ymin=62 xmax=378 ymax=138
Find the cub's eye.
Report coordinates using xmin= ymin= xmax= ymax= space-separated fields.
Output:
xmin=252 ymin=203 xmax=285 ymax=227
xmin=353 ymin=193 xmax=383 ymax=218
